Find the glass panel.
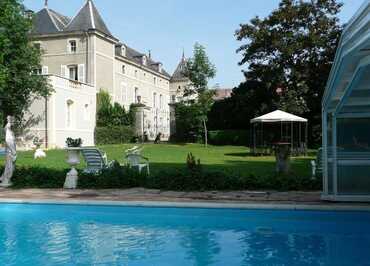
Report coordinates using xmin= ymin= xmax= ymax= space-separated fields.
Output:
xmin=326 ymin=113 xmax=333 ymax=194
xmin=338 ymin=165 xmax=370 ymax=195
xmin=336 ymin=118 xmax=370 ymax=195
xmin=337 ymin=118 xmax=370 ymax=152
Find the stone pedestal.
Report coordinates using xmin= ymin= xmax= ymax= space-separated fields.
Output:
xmin=169 ymin=103 xmax=176 ymax=137
xmin=132 ymin=104 xmax=147 ymax=140
xmin=64 ymin=148 xmax=81 ymax=189
xmin=274 ymin=143 xmax=291 ymax=174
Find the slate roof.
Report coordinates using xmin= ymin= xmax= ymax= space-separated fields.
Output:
xmin=32 ymin=8 xmax=70 ymax=34
xmin=171 ymin=55 xmax=188 ymax=82
xmin=65 ymin=0 xmax=112 ymax=36
xmin=118 ymin=46 xmax=171 ymax=78
xmin=31 ymin=0 xmax=171 ymax=78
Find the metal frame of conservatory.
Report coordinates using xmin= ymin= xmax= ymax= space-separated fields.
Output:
xmin=322 ymin=0 xmax=370 ymax=201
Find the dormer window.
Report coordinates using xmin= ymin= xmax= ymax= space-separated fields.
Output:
xmin=121 ymin=46 xmax=126 ymax=57
xmin=158 ymin=63 xmax=162 ymax=73
xmin=142 ymin=56 xmax=147 ymax=65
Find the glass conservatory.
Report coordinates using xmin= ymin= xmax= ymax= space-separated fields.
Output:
xmin=322 ymin=1 xmax=370 ymax=201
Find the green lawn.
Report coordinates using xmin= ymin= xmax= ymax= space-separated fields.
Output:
xmin=6 ymin=144 xmax=315 ymax=178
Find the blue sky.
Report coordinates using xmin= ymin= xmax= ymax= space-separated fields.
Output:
xmin=24 ymin=0 xmax=364 ymax=88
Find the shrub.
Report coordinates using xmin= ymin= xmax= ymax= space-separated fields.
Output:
xmin=12 ymin=167 xmax=66 ymax=188
xmin=6 ymin=165 xmax=321 ymax=191
xmin=208 ymin=130 xmax=250 ymax=146
xmin=95 ymin=126 xmax=134 ymax=145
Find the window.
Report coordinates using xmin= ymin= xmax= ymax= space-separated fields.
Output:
xmin=121 ymin=82 xmax=126 ymax=103
xmin=121 ymin=46 xmax=126 ymax=56
xmin=153 ymin=77 xmax=157 ymax=85
xmin=69 ymin=40 xmax=77 ymax=53
xmin=134 ymin=70 xmax=138 ymax=78
xmin=122 ymin=65 xmax=126 ymax=74
xmin=68 ymin=65 xmax=78 ymax=81
xmin=153 ymin=92 xmax=157 ymax=108
xmin=171 ymin=95 xmax=176 ymax=103
xmin=66 ymin=100 xmax=74 ymax=128
xmin=142 ymin=56 xmax=147 ymax=65
xmin=42 ymin=66 xmax=48 ymax=75
xmin=84 ymin=104 xmax=89 ymax=121
xmin=34 ymin=43 xmax=41 ymax=51
xmin=159 ymin=94 xmax=163 ymax=109
xmin=134 ymin=87 xmax=139 ymax=103
xmin=33 ymin=68 xmax=42 ymax=75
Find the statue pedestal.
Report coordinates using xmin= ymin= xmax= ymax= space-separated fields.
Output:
xmin=274 ymin=142 xmax=291 ymax=174
xmin=0 ymin=179 xmax=12 ymax=188
xmin=64 ymin=167 xmax=78 ymax=189
xmin=64 ymin=148 xmax=81 ymax=189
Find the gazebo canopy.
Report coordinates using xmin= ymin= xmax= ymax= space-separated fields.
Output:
xmin=250 ymin=110 xmax=307 ymax=123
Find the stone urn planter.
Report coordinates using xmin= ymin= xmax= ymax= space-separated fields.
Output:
xmin=64 ymin=147 xmax=81 ymax=189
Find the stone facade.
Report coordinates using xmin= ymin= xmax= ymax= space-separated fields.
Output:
xmin=27 ymin=0 xmax=189 ymax=147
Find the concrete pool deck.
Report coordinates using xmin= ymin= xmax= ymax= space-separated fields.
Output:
xmin=0 ymin=188 xmax=369 ymax=211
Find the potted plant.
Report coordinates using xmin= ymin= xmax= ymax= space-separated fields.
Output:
xmin=64 ymin=137 xmax=83 ymax=189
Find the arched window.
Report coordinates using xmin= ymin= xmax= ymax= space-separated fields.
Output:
xmin=66 ymin=100 xmax=74 ymax=128
xmin=159 ymin=94 xmax=163 ymax=109
xmin=121 ymin=82 xmax=127 ymax=103
xmin=122 ymin=65 xmax=126 ymax=74
xmin=134 ymin=87 xmax=139 ymax=103
xmin=84 ymin=104 xmax=89 ymax=121
xmin=153 ymin=92 xmax=157 ymax=108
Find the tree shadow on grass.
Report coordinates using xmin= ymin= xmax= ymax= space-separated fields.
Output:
xmin=224 ymin=152 xmax=254 ymax=157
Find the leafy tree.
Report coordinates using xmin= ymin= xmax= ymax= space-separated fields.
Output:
xmin=235 ymin=0 xmax=342 ymax=145
xmin=183 ymin=43 xmax=216 ymax=97
xmin=208 ymin=80 xmax=274 ymax=130
xmin=0 ymin=0 xmax=50 ymax=123
xmin=96 ymin=91 xmax=132 ymax=127
xmin=96 ymin=91 xmax=113 ymax=127
xmin=174 ymin=103 xmax=203 ymax=143
xmin=182 ymin=43 xmax=216 ymax=146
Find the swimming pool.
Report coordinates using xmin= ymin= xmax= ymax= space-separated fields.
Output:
xmin=0 ymin=203 xmax=368 ymax=266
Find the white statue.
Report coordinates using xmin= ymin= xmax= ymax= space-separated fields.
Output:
xmin=34 ymin=149 xmax=46 ymax=159
xmin=0 ymin=116 xmax=17 ymax=187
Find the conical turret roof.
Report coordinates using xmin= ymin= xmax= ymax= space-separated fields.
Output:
xmin=65 ymin=0 xmax=112 ymax=36
xmin=171 ymin=53 xmax=188 ymax=82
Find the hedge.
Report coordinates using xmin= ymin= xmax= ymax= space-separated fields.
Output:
xmin=9 ymin=165 xmax=321 ymax=191
xmin=208 ymin=130 xmax=250 ymax=146
xmin=95 ymin=126 xmax=134 ymax=145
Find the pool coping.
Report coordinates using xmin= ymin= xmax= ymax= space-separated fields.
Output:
xmin=0 ymin=198 xmax=369 ymax=212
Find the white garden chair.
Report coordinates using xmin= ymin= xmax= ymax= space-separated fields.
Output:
xmin=125 ymin=153 xmax=150 ymax=175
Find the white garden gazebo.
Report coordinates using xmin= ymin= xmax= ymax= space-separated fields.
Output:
xmin=322 ymin=1 xmax=370 ymax=202
xmin=250 ymin=110 xmax=308 ymax=156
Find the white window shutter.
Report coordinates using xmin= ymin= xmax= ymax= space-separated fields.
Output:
xmin=78 ymin=64 xmax=85 ymax=83
xmin=42 ymin=66 xmax=48 ymax=75
xmin=61 ymin=65 xmax=67 ymax=78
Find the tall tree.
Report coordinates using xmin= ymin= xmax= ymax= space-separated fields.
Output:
xmin=183 ymin=43 xmax=216 ymax=147
xmin=235 ymin=0 xmax=342 ymax=144
xmin=0 ymin=0 xmax=50 ymax=121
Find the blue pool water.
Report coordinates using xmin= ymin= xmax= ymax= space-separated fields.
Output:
xmin=0 ymin=204 xmax=368 ymax=266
